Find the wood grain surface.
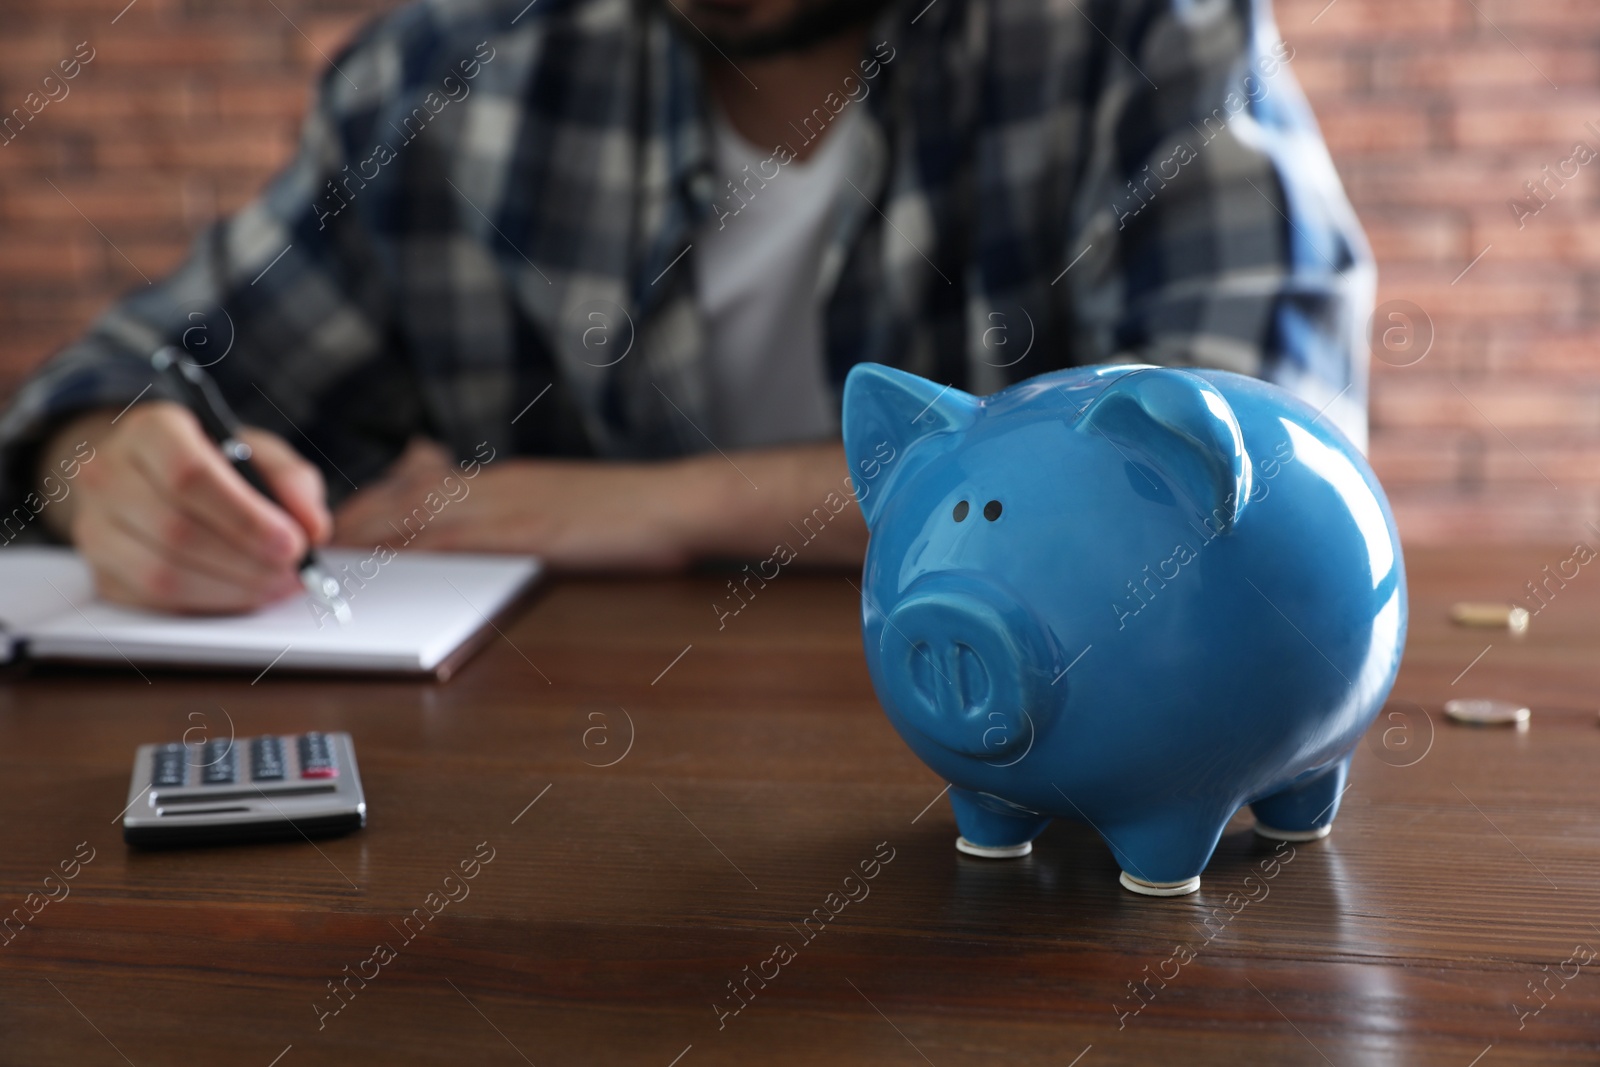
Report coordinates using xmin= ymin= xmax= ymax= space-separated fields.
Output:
xmin=1 ymin=546 xmax=1597 ymax=1066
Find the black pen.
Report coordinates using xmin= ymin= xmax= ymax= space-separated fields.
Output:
xmin=149 ymin=346 xmax=352 ymax=625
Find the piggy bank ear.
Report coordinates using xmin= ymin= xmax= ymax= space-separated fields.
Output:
xmin=843 ymin=363 xmax=979 ymax=528
xmin=1075 ymin=369 xmax=1252 ymax=532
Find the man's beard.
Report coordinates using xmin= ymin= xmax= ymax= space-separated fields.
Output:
xmin=665 ymin=0 xmax=898 ymax=60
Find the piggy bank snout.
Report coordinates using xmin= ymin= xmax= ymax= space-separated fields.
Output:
xmin=880 ymin=589 xmax=1051 ymax=759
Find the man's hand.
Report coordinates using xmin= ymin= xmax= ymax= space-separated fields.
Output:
xmin=41 ymin=402 xmax=332 ymax=613
xmin=332 ymin=437 xmax=867 ymax=569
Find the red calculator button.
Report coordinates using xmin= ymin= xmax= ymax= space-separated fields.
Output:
xmin=296 ymin=732 xmax=338 ymax=778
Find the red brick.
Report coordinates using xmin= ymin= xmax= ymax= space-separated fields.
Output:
xmin=0 ymin=178 xmax=189 ymax=228
xmin=0 ymin=237 xmax=102 ymax=285
xmin=1374 ymin=268 xmax=1582 ymax=324
xmin=1341 ymin=157 xmax=1540 ymax=210
xmin=212 ymin=78 xmax=311 ymax=121
xmin=0 ymin=230 xmax=155 ymax=290
xmin=1390 ymin=492 xmax=1596 ymax=546
xmin=1486 ymin=332 xmax=1600 ymax=376
xmin=90 ymin=28 xmax=290 ymax=69
xmin=1470 ymin=0 xmax=1600 ymax=31
xmin=1451 ymin=98 xmax=1600 ymax=150
xmin=1284 ymin=52 xmax=1357 ymax=96
xmin=1467 ymin=216 xmax=1600 ymax=264
xmin=0 ymin=329 xmax=82 ymax=377
xmin=1368 ymin=432 xmax=1470 ymax=487
xmin=1371 ymin=322 xmax=1496 ymax=374
xmin=1371 ymin=378 xmax=1600 ymax=434
xmin=1276 ymin=0 xmax=1460 ymax=39
xmin=91 ymin=124 xmax=297 ymax=171
xmin=1317 ymin=103 xmax=1433 ymax=155
xmin=1363 ymin=212 xmax=1466 ymax=265
xmin=0 ymin=34 xmax=81 ymax=76
xmin=9 ymin=79 xmax=213 ymax=125
xmin=0 ymin=292 xmax=110 ymax=330
xmin=1372 ymin=45 xmax=1598 ymax=92
xmin=0 ymin=0 xmax=185 ymax=16
xmin=1483 ymin=443 xmax=1600 ymax=489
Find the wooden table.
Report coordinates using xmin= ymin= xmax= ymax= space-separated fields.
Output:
xmin=1 ymin=546 xmax=1597 ymax=1066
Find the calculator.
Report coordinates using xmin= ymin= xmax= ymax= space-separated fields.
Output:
xmin=123 ymin=731 xmax=366 ymax=846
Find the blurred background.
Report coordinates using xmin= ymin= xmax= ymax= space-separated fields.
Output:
xmin=0 ymin=0 xmax=1594 ymax=545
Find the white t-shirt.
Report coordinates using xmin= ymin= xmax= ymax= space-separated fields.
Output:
xmin=694 ymin=104 xmax=864 ymax=449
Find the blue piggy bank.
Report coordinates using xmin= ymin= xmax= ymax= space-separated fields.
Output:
xmin=843 ymin=363 xmax=1406 ymax=896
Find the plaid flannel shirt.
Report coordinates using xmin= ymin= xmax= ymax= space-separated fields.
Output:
xmin=0 ymin=0 xmax=1374 ymax=513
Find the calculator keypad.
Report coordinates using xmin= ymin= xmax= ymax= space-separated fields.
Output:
xmin=250 ymin=737 xmax=286 ymax=781
xmin=144 ymin=732 xmax=342 ymax=789
xmin=297 ymin=732 xmax=338 ymax=779
xmin=150 ymin=744 xmax=186 ymax=788
xmin=199 ymin=738 xmax=237 ymax=785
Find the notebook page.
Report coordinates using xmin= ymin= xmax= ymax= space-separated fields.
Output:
xmin=0 ymin=546 xmax=97 ymax=663
xmin=19 ymin=548 xmax=540 ymax=673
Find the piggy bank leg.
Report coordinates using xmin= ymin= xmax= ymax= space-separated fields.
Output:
xmin=1250 ymin=755 xmax=1351 ymax=842
xmin=948 ymin=786 xmax=1052 ymax=859
xmin=1104 ymin=805 xmax=1233 ymax=897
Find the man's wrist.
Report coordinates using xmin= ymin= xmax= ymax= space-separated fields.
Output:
xmin=658 ymin=442 xmax=862 ymax=565
xmin=659 ymin=451 xmax=743 ymax=560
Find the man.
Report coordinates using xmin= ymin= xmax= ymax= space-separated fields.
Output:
xmin=0 ymin=0 xmax=1373 ymax=613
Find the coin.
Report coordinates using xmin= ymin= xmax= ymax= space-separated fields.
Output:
xmin=1451 ymin=602 xmax=1530 ymax=633
xmin=1444 ymin=698 xmax=1530 ymax=726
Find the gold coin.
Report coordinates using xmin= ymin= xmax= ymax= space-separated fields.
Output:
xmin=1451 ymin=602 xmax=1530 ymax=633
xmin=1444 ymin=698 xmax=1530 ymax=726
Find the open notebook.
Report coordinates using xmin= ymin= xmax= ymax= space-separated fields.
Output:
xmin=0 ymin=547 xmax=541 ymax=679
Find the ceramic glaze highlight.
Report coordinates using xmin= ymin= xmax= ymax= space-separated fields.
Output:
xmin=843 ymin=363 xmax=1406 ymax=896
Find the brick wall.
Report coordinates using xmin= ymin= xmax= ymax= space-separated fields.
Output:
xmin=1 ymin=0 xmax=1595 ymax=544
xmin=1278 ymin=0 xmax=1600 ymax=544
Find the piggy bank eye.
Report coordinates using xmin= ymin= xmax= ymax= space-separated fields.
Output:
xmin=952 ymin=500 xmax=970 ymax=522
xmin=983 ymin=499 xmax=1002 ymax=521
